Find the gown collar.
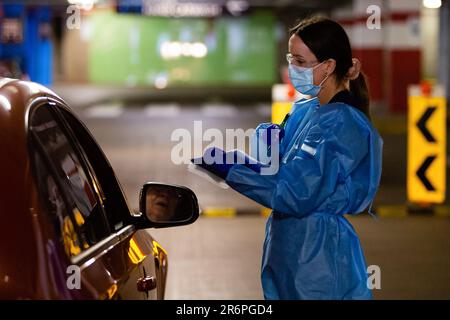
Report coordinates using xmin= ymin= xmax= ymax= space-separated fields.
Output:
xmin=329 ymin=89 xmax=357 ymax=106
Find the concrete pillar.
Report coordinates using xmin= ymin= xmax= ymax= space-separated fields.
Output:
xmin=333 ymin=0 xmax=385 ymax=105
xmin=334 ymin=0 xmax=422 ymax=113
xmin=385 ymin=0 xmax=422 ymax=113
xmin=439 ymin=0 xmax=450 ymax=104
xmin=421 ymin=5 xmax=439 ymax=79
xmin=352 ymin=0 xmax=385 ymax=104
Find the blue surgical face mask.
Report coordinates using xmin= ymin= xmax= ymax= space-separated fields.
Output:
xmin=288 ymin=62 xmax=328 ymax=97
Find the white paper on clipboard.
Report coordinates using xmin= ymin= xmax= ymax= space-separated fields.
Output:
xmin=188 ymin=163 xmax=230 ymax=189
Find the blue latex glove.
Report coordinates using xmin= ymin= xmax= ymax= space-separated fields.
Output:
xmin=265 ymin=124 xmax=285 ymax=159
xmin=250 ymin=123 xmax=285 ymax=164
xmin=267 ymin=123 xmax=286 ymax=144
xmin=192 ymin=147 xmax=265 ymax=180
xmin=191 ymin=147 xmax=233 ymax=180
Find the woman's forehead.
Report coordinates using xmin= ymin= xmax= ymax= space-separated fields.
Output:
xmin=288 ymin=34 xmax=316 ymax=60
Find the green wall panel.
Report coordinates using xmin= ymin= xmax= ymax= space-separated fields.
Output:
xmin=88 ymin=10 xmax=276 ymax=87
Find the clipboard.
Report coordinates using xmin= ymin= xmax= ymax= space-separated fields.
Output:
xmin=188 ymin=163 xmax=230 ymax=189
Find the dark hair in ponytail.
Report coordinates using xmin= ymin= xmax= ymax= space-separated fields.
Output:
xmin=349 ymin=72 xmax=370 ymax=119
xmin=290 ymin=17 xmax=371 ymax=120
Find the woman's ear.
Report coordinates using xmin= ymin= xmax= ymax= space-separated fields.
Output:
xmin=324 ymin=59 xmax=337 ymax=76
xmin=346 ymin=58 xmax=361 ymax=80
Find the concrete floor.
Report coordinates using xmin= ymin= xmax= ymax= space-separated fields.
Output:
xmin=149 ymin=215 xmax=450 ymax=300
xmin=150 ymin=216 xmax=266 ymax=300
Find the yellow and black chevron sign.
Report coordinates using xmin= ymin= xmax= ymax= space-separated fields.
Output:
xmin=407 ymin=85 xmax=447 ymax=204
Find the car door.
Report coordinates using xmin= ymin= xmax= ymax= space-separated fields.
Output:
xmin=29 ymin=100 xmax=162 ymax=299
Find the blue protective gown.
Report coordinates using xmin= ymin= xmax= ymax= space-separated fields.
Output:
xmin=225 ymin=97 xmax=383 ymax=300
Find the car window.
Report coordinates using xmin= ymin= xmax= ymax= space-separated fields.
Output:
xmin=58 ymin=107 xmax=131 ymax=231
xmin=32 ymin=150 xmax=88 ymax=257
xmin=30 ymin=105 xmax=111 ymax=254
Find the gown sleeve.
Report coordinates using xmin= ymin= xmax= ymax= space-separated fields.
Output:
xmin=225 ymin=107 xmax=370 ymax=218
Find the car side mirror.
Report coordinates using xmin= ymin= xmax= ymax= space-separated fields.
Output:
xmin=138 ymin=182 xmax=199 ymax=228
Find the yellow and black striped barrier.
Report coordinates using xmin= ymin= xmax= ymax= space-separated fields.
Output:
xmin=198 ymin=205 xmax=450 ymax=218
xmin=201 ymin=207 xmax=237 ymax=218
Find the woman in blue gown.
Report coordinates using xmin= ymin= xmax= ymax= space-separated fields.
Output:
xmin=196 ymin=17 xmax=383 ymax=299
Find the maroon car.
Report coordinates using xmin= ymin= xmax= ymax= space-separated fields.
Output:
xmin=0 ymin=78 xmax=199 ymax=299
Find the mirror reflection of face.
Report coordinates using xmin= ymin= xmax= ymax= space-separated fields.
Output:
xmin=146 ymin=186 xmax=179 ymax=222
